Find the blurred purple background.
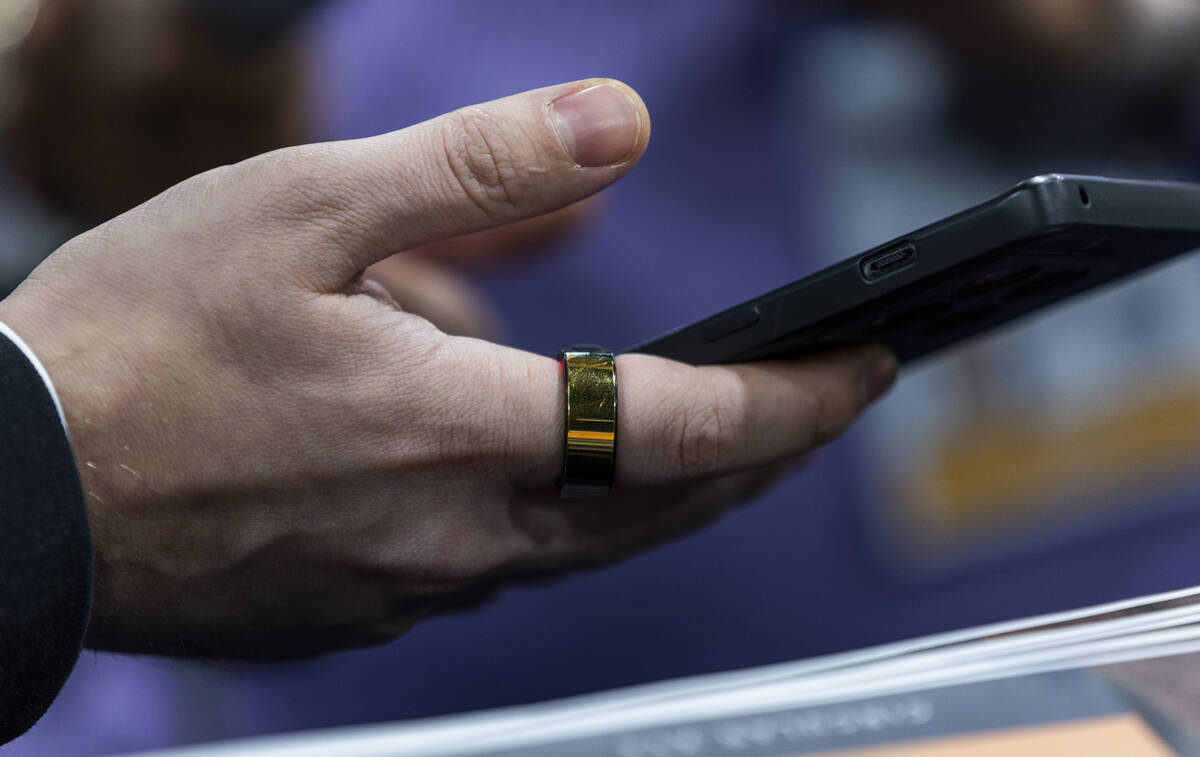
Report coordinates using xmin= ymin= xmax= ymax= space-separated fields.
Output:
xmin=7 ymin=0 xmax=1200 ymax=753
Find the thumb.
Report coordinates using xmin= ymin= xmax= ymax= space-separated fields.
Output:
xmin=234 ymin=78 xmax=649 ymax=289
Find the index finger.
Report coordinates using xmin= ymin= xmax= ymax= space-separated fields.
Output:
xmin=488 ymin=345 xmax=898 ymax=487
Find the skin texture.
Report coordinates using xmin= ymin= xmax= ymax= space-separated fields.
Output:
xmin=0 ymin=79 xmax=897 ymax=660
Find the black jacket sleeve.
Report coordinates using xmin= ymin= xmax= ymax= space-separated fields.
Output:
xmin=0 ymin=332 xmax=92 ymax=743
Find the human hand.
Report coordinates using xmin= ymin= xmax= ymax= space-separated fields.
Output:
xmin=0 ymin=79 xmax=896 ymax=659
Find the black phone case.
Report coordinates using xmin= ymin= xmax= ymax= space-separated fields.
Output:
xmin=630 ymin=175 xmax=1200 ymax=365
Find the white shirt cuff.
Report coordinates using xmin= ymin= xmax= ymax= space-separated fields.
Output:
xmin=0 ymin=320 xmax=67 ymax=433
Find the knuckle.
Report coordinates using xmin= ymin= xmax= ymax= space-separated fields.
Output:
xmin=800 ymin=380 xmax=845 ymax=448
xmin=413 ymin=524 xmax=514 ymax=585
xmin=673 ymin=377 xmax=732 ymax=478
xmin=487 ymin=353 xmax=556 ymax=479
xmin=359 ymin=514 xmax=514 ymax=596
xmin=240 ymin=146 xmax=372 ymax=236
xmin=438 ymin=107 xmax=523 ymax=221
xmin=407 ymin=344 xmax=511 ymax=475
xmin=494 ymin=357 xmax=537 ymax=460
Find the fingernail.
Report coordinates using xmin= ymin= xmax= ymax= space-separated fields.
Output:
xmin=551 ymin=84 xmax=640 ymax=167
xmin=860 ymin=348 xmax=899 ymax=405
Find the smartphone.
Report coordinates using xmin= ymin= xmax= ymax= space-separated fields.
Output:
xmin=630 ymin=175 xmax=1200 ymax=365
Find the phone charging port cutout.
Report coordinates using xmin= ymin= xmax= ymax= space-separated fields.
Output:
xmin=860 ymin=243 xmax=917 ymax=282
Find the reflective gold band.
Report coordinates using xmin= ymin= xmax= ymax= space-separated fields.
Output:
xmin=558 ymin=346 xmax=617 ymax=497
